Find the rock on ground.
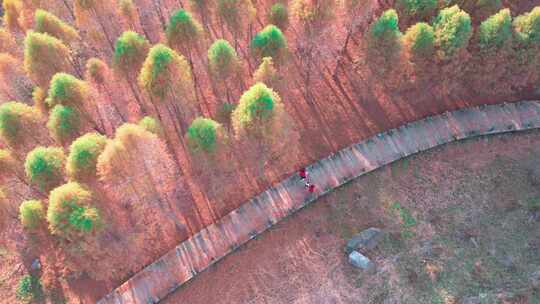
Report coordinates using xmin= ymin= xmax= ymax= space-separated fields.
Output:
xmin=346 ymin=227 xmax=384 ymax=254
xmin=348 ymin=251 xmax=375 ymax=273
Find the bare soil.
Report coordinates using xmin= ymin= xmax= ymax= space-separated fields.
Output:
xmin=163 ymin=130 xmax=540 ymax=304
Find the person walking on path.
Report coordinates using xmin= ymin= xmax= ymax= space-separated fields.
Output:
xmin=299 ymin=167 xmax=315 ymax=193
xmin=299 ymin=167 xmax=307 ymax=180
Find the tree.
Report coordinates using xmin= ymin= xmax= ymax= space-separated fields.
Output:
xmin=25 ymin=146 xmax=65 ymax=192
xmin=0 ymin=28 xmax=19 ymax=55
xmin=34 ymin=9 xmax=80 ymax=45
xmin=366 ymin=9 xmax=403 ymax=71
xmin=290 ymin=0 xmax=336 ymax=33
xmin=3 ymin=0 xmax=22 ymax=31
xmin=217 ymin=0 xmax=256 ymax=36
xmin=0 ymin=149 xmax=17 ymax=178
xmin=32 ymin=87 xmax=48 ymax=114
xmin=513 ymin=7 xmax=540 ymax=45
xmin=0 ymin=53 xmax=33 ymax=102
xmin=16 ymin=275 xmax=43 ymax=303
xmin=24 ymin=31 xmax=71 ymax=88
xmin=0 ymin=102 xmax=45 ymax=149
xmin=113 ymin=31 xmax=150 ymax=78
xmin=187 ymin=117 xmax=227 ymax=154
xmin=138 ymin=116 xmax=164 ymax=137
xmin=19 ymin=199 xmax=45 ymax=230
xmin=66 ymin=132 xmax=107 ymax=181
xmin=117 ymin=0 xmax=147 ymax=37
xmin=475 ymin=0 xmax=502 ymax=20
xmin=166 ymin=9 xmax=203 ymax=55
xmin=47 ymin=182 xmax=102 ymax=240
xmin=433 ymin=5 xmax=472 ymax=59
xmin=208 ymin=39 xmax=239 ymax=80
xmin=403 ymin=22 xmax=436 ymax=60
xmin=478 ymin=8 xmax=512 ymax=51
xmin=47 ymin=104 xmax=81 ymax=144
xmin=85 ymin=57 xmax=107 ymax=85
xmin=253 ymin=56 xmax=280 ymax=88
xmin=510 ymin=7 xmax=540 ymax=91
xmin=396 ymin=0 xmax=437 ymax=25
xmin=268 ymin=3 xmax=289 ymax=31
xmin=251 ymin=25 xmax=288 ymax=62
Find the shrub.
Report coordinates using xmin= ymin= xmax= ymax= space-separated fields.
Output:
xmin=46 ymin=73 xmax=89 ymax=109
xmin=34 ymin=9 xmax=79 ymax=44
xmin=19 ymin=199 xmax=45 ymax=230
xmin=403 ymin=22 xmax=435 ymax=59
xmin=396 ymin=0 xmax=437 ymax=21
xmin=253 ymin=56 xmax=279 ymax=87
xmin=187 ymin=117 xmax=222 ymax=153
xmin=138 ymin=116 xmax=164 ymax=137
xmin=268 ymin=3 xmax=289 ymax=30
xmin=166 ymin=9 xmax=203 ymax=53
xmin=433 ymin=5 xmax=472 ymax=59
xmin=47 ymin=182 xmax=102 ymax=239
xmin=367 ymin=9 xmax=402 ymax=64
xmin=478 ymin=9 xmax=512 ymax=50
xmin=0 ymin=102 xmax=41 ymax=147
xmin=25 ymin=146 xmax=65 ymax=191
xmin=513 ymin=7 xmax=540 ymax=45
xmin=66 ymin=133 xmax=107 ymax=181
xmin=16 ymin=275 xmax=43 ymax=303
xmin=232 ymin=82 xmax=281 ymax=136
xmin=138 ymin=44 xmax=193 ymax=99
xmin=24 ymin=31 xmax=71 ymax=88
xmin=208 ymin=39 xmax=238 ymax=79
xmin=47 ymin=104 xmax=81 ymax=143
xmin=113 ymin=31 xmax=150 ymax=77
xmin=251 ymin=25 xmax=287 ymax=62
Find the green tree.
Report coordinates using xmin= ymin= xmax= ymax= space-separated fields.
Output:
xmin=66 ymin=133 xmax=107 ymax=181
xmin=25 ymin=146 xmax=65 ymax=191
xmin=396 ymin=0 xmax=437 ymax=23
xmin=187 ymin=117 xmax=226 ymax=153
xmin=113 ymin=31 xmax=150 ymax=78
xmin=232 ymin=82 xmax=280 ymax=137
xmin=46 ymin=73 xmax=89 ymax=109
xmin=513 ymin=6 xmax=540 ymax=45
xmin=291 ymin=0 xmax=336 ymax=33
xmin=251 ymin=25 xmax=288 ymax=62
xmin=34 ymin=9 xmax=80 ymax=45
xmin=16 ymin=275 xmax=43 ymax=303
xmin=166 ymin=9 xmax=203 ymax=54
xmin=253 ymin=56 xmax=280 ymax=88
xmin=403 ymin=22 xmax=435 ymax=60
xmin=208 ymin=39 xmax=239 ymax=79
xmin=47 ymin=104 xmax=81 ymax=144
xmin=268 ymin=3 xmax=289 ymax=30
xmin=138 ymin=116 xmax=164 ymax=137
xmin=478 ymin=8 xmax=512 ymax=51
xmin=217 ymin=0 xmax=256 ymax=36
xmin=367 ymin=9 xmax=402 ymax=68
xmin=433 ymin=5 xmax=472 ymax=59
xmin=47 ymin=182 xmax=102 ymax=239
xmin=24 ymin=31 xmax=71 ymax=88
xmin=0 ymin=101 xmax=43 ymax=148
xmin=19 ymin=199 xmax=45 ymax=230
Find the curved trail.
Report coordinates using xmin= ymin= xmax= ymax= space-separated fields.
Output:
xmin=99 ymin=101 xmax=540 ymax=304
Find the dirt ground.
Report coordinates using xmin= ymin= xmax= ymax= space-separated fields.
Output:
xmin=163 ymin=130 xmax=540 ymax=304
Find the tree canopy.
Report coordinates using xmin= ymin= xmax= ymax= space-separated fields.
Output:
xmin=208 ymin=39 xmax=239 ymax=79
xmin=113 ymin=31 xmax=150 ymax=77
xmin=46 ymin=73 xmax=89 ymax=109
xmin=19 ymin=199 xmax=45 ymax=230
xmin=253 ymin=56 xmax=279 ymax=87
xmin=290 ymin=0 xmax=336 ymax=30
xmin=217 ymin=0 xmax=256 ymax=32
xmin=166 ymin=9 xmax=203 ymax=52
xmin=478 ymin=8 xmax=512 ymax=50
xmin=513 ymin=7 xmax=540 ymax=45
xmin=24 ymin=146 xmax=65 ymax=191
xmin=47 ymin=182 xmax=102 ymax=239
xmin=251 ymin=25 xmax=288 ymax=62
xmin=396 ymin=0 xmax=437 ymax=20
xmin=268 ymin=3 xmax=289 ymax=30
xmin=433 ymin=5 xmax=472 ymax=59
xmin=138 ymin=116 xmax=164 ymax=137
xmin=187 ymin=117 xmax=224 ymax=153
xmin=34 ymin=9 xmax=79 ymax=45
xmin=47 ymin=104 xmax=81 ymax=144
xmin=66 ymin=132 xmax=107 ymax=181
xmin=85 ymin=58 xmax=108 ymax=85
xmin=24 ymin=31 xmax=71 ymax=88
xmin=367 ymin=9 xmax=402 ymax=63
xmin=0 ymin=101 xmax=41 ymax=147
xmin=403 ymin=22 xmax=435 ymax=59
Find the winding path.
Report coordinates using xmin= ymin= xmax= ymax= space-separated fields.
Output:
xmin=99 ymin=101 xmax=540 ymax=304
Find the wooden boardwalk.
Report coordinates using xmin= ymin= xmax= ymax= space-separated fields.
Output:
xmin=99 ymin=101 xmax=540 ymax=304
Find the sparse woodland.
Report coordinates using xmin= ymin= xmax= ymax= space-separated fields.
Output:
xmin=0 ymin=0 xmax=538 ymax=302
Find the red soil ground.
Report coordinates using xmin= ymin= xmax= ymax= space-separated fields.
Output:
xmin=163 ymin=130 xmax=540 ymax=304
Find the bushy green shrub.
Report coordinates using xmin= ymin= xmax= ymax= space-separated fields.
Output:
xmin=268 ymin=3 xmax=288 ymax=30
xmin=47 ymin=104 xmax=81 ymax=143
xmin=66 ymin=133 xmax=107 ymax=181
xmin=403 ymin=22 xmax=435 ymax=59
xmin=34 ymin=9 xmax=79 ymax=44
xmin=433 ymin=5 xmax=472 ymax=59
xmin=138 ymin=116 xmax=164 ymax=137
xmin=47 ymin=182 xmax=102 ymax=239
xmin=187 ymin=117 xmax=221 ymax=153
xmin=396 ymin=0 xmax=437 ymax=21
xmin=113 ymin=31 xmax=150 ymax=76
xmin=251 ymin=25 xmax=287 ymax=61
xmin=24 ymin=147 xmax=65 ymax=191
xmin=0 ymin=102 xmax=41 ymax=147
xmin=478 ymin=8 xmax=512 ymax=50
xmin=16 ymin=275 xmax=43 ymax=303
xmin=208 ymin=39 xmax=238 ymax=79
xmin=513 ymin=7 xmax=540 ymax=45
xmin=19 ymin=199 xmax=45 ymax=230
xmin=166 ymin=9 xmax=203 ymax=52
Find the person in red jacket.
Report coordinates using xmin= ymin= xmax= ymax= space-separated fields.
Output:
xmin=299 ymin=167 xmax=307 ymax=180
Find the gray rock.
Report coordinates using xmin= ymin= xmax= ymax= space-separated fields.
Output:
xmin=346 ymin=227 xmax=384 ymax=254
xmin=348 ymin=251 xmax=375 ymax=273
xmin=30 ymin=259 xmax=41 ymax=271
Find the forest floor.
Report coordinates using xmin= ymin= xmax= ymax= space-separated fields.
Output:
xmin=162 ymin=130 xmax=540 ymax=304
